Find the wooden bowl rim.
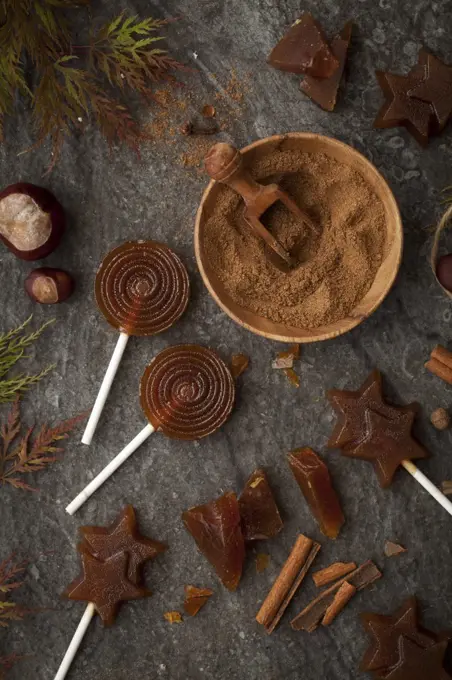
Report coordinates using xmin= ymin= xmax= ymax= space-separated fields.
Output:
xmin=194 ymin=132 xmax=403 ymax=343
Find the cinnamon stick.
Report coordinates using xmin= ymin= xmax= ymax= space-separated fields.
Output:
xmin=425 ymin=358 xmax=452 ymax=385
xmin=431 ymin=345 xmax=452 ymax=365
xmin=290 ymin=560 xmax=382 ymax=632
xmin=312 ymin=561 xmax=356 ymax=588
xmin=321 ymin=581 xmax=356 ymax=626
xmin=256 ymin=534 xmax=320 ymax=633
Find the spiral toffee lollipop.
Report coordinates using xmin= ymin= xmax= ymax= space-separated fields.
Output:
xmin=140 ymin=345 xmax=235 ymax=440
xmin=82 ymin=241 xmax=189 ymax=446
xmin=67 ymin=345 xmax=235 ymax=515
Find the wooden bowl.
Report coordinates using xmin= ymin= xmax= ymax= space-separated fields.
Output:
xmin=194 ymin=133 xmax=403 ymax=343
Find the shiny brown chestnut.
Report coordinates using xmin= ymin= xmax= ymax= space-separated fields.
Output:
xmin=25 ymin=268 xmax=74 ymax=304
xmin=436 ymin=254 xmax=452 ymax=293
xmin=0 ymin=183 xmax=65 ymax=260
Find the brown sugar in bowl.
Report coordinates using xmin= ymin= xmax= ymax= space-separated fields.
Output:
xmin=194 ymin=133 xmax=403 ymax=343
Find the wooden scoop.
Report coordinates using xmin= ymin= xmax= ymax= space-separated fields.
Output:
xmin=204 ymin=143 xmax=315 ymax=269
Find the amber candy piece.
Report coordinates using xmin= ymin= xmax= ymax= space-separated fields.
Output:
xmin=380 ymin=638 xmax=450 ymax=680
xmin=238 ymin=469 xmax=283 ymax=541
xmin=182 ymin=492 xmax=245 ymax=591
xmin=327 ymin=370 xmax=417 ymax=452
xmin=360 ymin=597 xmax=440 ymax=673
xmin=79 ymin=505 xmax=167 ymax=585
xmin=349 ymin=410 xmax=428 ymax=488
xmin=288 ymin=447 xmax=344 ymax=539
xmin=301 ymin=22 xmax=353 ymax=111
xmin=183 ymin=585 xmax=213 ymax=616
xmin=268 ymin=12 xmax=339 ymax=78
xmin=63 ymin=547 xmax=149 ymax=626
xmin=95 ymin=240 xmax=189 ymax=336
xmin=374 ymin=55 xmax=435 ymax=146
xmin=140 ymin=344 xmax=235 ymax=440
xmin=231 ymin=353 xmax=249 ymax=379
xmin=409 ymin=49 xmax=452 ymax=130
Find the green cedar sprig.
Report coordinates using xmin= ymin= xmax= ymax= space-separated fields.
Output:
xmin=0 ymin=317 xmax=55 ymax=403
xmin=0 ymin=1 xmax=181 ymax=170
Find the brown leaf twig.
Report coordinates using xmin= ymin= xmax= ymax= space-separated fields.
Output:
xmin=0 ymin=398 xmax=86 ymax=492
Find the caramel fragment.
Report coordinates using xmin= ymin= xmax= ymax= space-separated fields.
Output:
xmin=239 ymin=469 xmax=283 ymax=541
xmin=183 ymin=585 xmax=213 ymax=616
xmin=284 ymin=367 xmax=300 ymax=387
xmin=268 ymin=13 xmax=339 ymax=77
xmin=441 ymin=481 xmax=452 ymax=496
xmin=288 ymin=448 xmax=344 ymax=539
xmin=272 ymin=355 xmax=294 ymax=370
xmin=164 ymin=611 xmax=183 ymax=624
xmin=384 ymin=541 xmax=407 ymax=558
xmin=322 ymin=581 xmax=356 ymax=626
xmin=291 ymin=561 xmax=382 ymax=632
xmin=301 ymin=22 xmax=353 ymax=112
xmin=182 ymin=492 xmax=245 ymax=591
xmin=256 ymin=534 xmax=321 ymax=634
xmin=256 ymin=553 xmax=270 ymax=573
xmin=231 ymin=353 xmax=249 ymax=379
xmin=312 ymin=562 xmax=357 ymax=588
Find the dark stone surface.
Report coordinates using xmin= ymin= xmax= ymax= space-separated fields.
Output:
xmin=2 ymin=1 xmax=452 ymax=678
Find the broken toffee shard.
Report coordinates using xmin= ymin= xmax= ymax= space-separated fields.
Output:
xmin=183 ymin=585 xmax=213 ymax=616
xmin=238 ymin=468 xmax=283 ymax=541
xmin=267 ymin=12 xmax=339 ymax=78
xmin=182 ymin=492 xmax=245 ymax=591
xmin=301 ymin=21 xmax=353 ymax=111
xmin=288 ymin=447 xmax=344 ymax=539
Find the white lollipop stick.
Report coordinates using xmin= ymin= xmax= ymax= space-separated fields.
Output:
xmin=67 ymin=424 xmax=154 ymax=515
xmin=54 ymin=603 xmax=96 ymax=680
xmin=402 ymin=459 xmax=452 ymax=517
xmin=81 ymin=332 xmax=130 ymax=446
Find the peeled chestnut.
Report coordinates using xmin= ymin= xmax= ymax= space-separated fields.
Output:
xmin=25 ymin=268 xmax=74 ymax=304
xmin=0 ymin=183 xmax=65 ymax=260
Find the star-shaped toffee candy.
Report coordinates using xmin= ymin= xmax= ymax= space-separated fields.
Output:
xmin=346 ymin=409 xmax=428 ymax=488
xmin=374 ymin=64 xmax=435 ymax=146
xmin=381 ymin=637 xmax=450 ymax=680
xmin=409 ymin=50 xmax=452 ymax=130
xmin=360 ymin=597 xmax=438 ymax=673
xmin=63 ymin=547 xmax=149 ymax=626
xmin=80 ymin=505 xmax=167 ymax=585
xmin=327 ymin=370 xmax=417 ymax=452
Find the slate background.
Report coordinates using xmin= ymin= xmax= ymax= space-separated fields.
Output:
xmin=2 ymin=0 xmax=452 ymax=678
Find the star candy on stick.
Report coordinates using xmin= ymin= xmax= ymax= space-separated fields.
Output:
xmin=327 ymin=370 xmax=417 ymax=452
xmin=80 ymin=505 xmax=167 ymax=584
xmin=327 ymin=371 xmax=452 ymax=517
xmin=64 ymin=547 xmax=149 ymax=626
xmin=360 ymin=597 xmax=439 ymax=673
xmin=54 ymin=507 xmax=166 ymax=680
xmin=409 ymin=50 xmax=452 ymax=130
xmin=381 ymin=638 xmax=450 ymax=680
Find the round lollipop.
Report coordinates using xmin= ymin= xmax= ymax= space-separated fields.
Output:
xmin=81 ymin=241 xmax=190 ymax=446
xmin=67 ymin=345 xmax=235 ymax=515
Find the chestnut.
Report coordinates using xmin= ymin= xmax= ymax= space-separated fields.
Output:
xmin=0 ymin=183 xmax=65 ymax=260
xmin=25 ymin=268 xmax=74 ymax=304
xmin=436 ymin=253 xmax=452 ymax=292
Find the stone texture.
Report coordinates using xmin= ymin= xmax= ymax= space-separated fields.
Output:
xmin=1 ymin=1 xmax=452 ymax=678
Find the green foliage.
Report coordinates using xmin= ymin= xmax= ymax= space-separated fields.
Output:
xmin=0 ymin=317 xmax=54 ymax=403
xmin=0 ymin=1 xmax=181 ymax=169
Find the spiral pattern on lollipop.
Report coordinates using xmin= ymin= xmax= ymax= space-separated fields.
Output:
xmin=140 ymin=345 xmax=235 ymax=440
xmin=95 ymin=241 xmax=189 ymax=336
